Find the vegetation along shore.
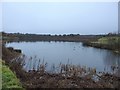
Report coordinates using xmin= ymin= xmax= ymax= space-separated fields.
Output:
xmin=2 ymin=32 xmax=120 ymax=53
xmin=82 ymin=36 xmax=120 ymax=54
xmin=1 ymin=32 xmax=120 ymax=89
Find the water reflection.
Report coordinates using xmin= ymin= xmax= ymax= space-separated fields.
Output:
xmin=103 ymin=51 xmax=120 ymax=76
xmin=6 ymin=41 xmax=120 ymax=75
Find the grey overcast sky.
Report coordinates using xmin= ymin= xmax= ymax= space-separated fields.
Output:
xmin=2 ymin=2 xmax=118 ymax=35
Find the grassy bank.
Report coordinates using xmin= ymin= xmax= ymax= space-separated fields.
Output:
xmin=1 ymin=59 xmax=23 ymax=89
xmin=83 ymin=36 xmax=120 ymax=53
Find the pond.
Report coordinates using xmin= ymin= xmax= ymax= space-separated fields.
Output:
xmin=6 ymin=41 xmax=120 ymax=74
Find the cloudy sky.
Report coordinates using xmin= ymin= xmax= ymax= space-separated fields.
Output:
xmin=1 ymin=1 xmax=118 ymax=35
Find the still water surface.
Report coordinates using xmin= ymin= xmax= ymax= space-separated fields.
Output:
xmin=6 ymin=41 xmax=120 ymax=73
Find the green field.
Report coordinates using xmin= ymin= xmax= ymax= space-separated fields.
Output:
xmin=97 ymin=36 xmax=120 ymax=44
xmin=1 ymin=59 xmax=23 ymax=89
xmin=90 ymin=36 xmax=120 ymax=53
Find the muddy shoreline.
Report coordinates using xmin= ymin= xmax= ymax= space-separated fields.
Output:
xmin=2 ymin=45 xmax=120 ymax=89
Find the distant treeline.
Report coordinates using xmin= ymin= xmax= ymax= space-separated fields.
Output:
xmin=1 ymin=32 xmax=119 ymax=42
